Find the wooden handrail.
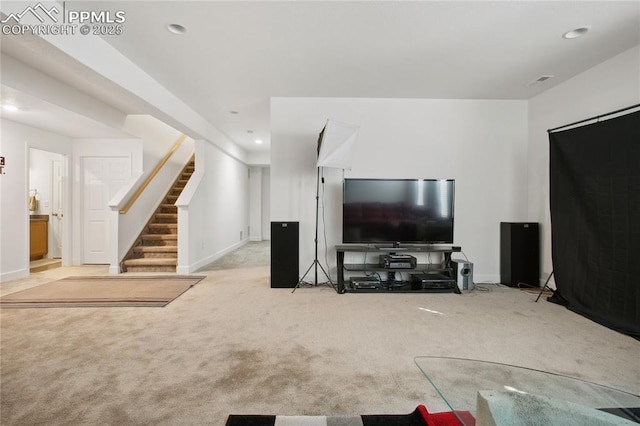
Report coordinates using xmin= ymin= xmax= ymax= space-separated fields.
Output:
xmin=119 ymin=134 xmax=187 ymax=214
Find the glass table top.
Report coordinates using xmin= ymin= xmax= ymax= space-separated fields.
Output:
xmin=414 ymin=356 xmax=640 ymax=425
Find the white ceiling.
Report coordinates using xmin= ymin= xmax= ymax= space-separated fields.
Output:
xmin=2 ymin=1 xmax=639 ymax=155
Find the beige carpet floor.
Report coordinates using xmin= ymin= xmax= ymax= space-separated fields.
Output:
xmin=1 ymin=242 xmax=638 ymax=425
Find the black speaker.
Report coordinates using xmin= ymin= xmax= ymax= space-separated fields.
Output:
xmin=500 ymin=222 xmax=540 ymax=287
xmin=270 ymin=222 xmax=299 ymax=288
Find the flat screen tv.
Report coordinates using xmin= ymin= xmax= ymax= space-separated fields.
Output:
xmin=343 ymin=178 xmax=455 ymax=244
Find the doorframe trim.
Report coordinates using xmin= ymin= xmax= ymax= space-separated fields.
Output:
xmin=26 ymin=147 xmax=71 ymax=273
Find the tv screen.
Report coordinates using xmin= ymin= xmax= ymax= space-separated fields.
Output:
xmin=343 ymin=178 xmax=455 ymax=244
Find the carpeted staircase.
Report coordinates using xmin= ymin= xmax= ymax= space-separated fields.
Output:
xmin=121 ymin=158 xmax=194 ymax=273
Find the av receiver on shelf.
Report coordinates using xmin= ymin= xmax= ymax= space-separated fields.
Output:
xmin=410 ymin=273 xmax=458 ymax=292
xmin=350 ymin=276 xmax=381 ymax=289
xmin=380 ymin=254 xmax=417 ymax=269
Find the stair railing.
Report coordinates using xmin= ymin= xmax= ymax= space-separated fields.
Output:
xmin=108 ymin=134 xmax=193 ymax=274
xmin=119 ymin=134 xmax=187 ymax=214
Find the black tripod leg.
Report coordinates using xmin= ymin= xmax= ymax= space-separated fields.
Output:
xmin=293 ymin=260 xmax=334 ymax=293
xmin=293 ymin=261 xmax=316 ymax=293
xmin=317 ymin=261 xmax=339 ymax=292
xmin=535 ymin=270 xmax=554 ymax=303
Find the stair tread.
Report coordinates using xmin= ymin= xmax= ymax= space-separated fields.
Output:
xmin=149 ymin=223 xmax=177 ymax=228
xmin=142 ymin=234 xmax=177 ymax=240
xmin=123 ymin=258 xmax=178 ymax=266
xmin=134 ymin=246 xmax=177 ymax=252
xmin=126 ymin=268 xmax=176 ymax=272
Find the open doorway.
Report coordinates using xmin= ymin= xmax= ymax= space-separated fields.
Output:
xmin=29 ymin=148 xmax=66 ymax=272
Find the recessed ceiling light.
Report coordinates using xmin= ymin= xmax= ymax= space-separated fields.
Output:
xmin=247 ymin=130 xmax=253 ymax=134
xmin=229 ymin=110 xmax=239 ymax=115
xmin=254 ymin=139 xmax=263 ymax=145
xmin=527 ymin=75 xmax=555 ymax=86
xmin=563 ymin=26 xmax=590 ymax=39
xmin=2 ymin=104 xmax=19 ymax=112
xmin=167 ymin=23 xmax=187 ymax=35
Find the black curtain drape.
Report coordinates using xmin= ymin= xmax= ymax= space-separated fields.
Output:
xmin=549 ymin=110 xmax=640 ymax=338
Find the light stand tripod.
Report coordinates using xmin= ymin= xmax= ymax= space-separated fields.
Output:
xmin=292 ymin=166 xmax=333 ymax=293
xmin=292 ymin=119 xmax=359 ymax=293
xmin=535 ymin=270 xmax=554 ymax=302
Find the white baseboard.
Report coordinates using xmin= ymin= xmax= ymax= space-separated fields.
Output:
xmin=473 ymin=274 xmax=553 ymax=288
xmin=178 ymin=239 xmax=250 ymax=274
xmin=176 ymin=265 xmax=191 ymax=274
xmin=473 ymin=274 xmax=501 ymax=285
xmin=0 ymin=268 xmax=29 ymax=283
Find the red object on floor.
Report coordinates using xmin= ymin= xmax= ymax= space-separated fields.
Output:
xmin=417 ymin=404 xmax=476 ymax=426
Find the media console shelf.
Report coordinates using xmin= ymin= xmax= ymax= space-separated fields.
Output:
xmin=335 ymin=244 xmax=462 ymax=293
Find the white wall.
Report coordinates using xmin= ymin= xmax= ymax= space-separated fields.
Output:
xmin=122 ymin=115 xmax=183 ymax=172
xmin=249 ymin=167 xmax=263 ymax=241
xmin=271 ymin=98 xmax=529 ymax=282
xmin=178 ymin=141 xmax=250 ymax=272
xmin=248 ymin=151 xmax=270 ymax=166
xmin=249 ymin=166 xmax=272 ymax=241
xmin=261 ymin=168 xmax=271 ymax=240
xmin=0 ymin=120 xmax=72 ymax=281
xmin=203 ymin=142 xmax=250 ymax=254
xmin=527 ymin=45 xmax=640 ymax=286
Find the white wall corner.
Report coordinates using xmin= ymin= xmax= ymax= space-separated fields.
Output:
xmin=0 ymin=269 xmax=30 ymax=283
xmin=177 ymin=205 xmax=190 ymax=273
xmin=109 ymin=209 xmax=121 ymax=274
xmin=183 ymin=239 xmax=250 ymax=274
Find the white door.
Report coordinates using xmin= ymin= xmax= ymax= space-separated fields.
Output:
xmin=82 ymin=157 xmax=131 ymax=264
xmin=51 ymin=160 xmax=63 ymax=258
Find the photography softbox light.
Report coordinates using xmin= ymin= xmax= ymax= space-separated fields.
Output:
xmin=316 ymin=119 xmax=359 ymax=169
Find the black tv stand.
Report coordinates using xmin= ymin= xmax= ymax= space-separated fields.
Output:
xmin=376 ymin=246 xmax=408 ymax=252
xmin=335 ymin=244 xmax=462 ymax=293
